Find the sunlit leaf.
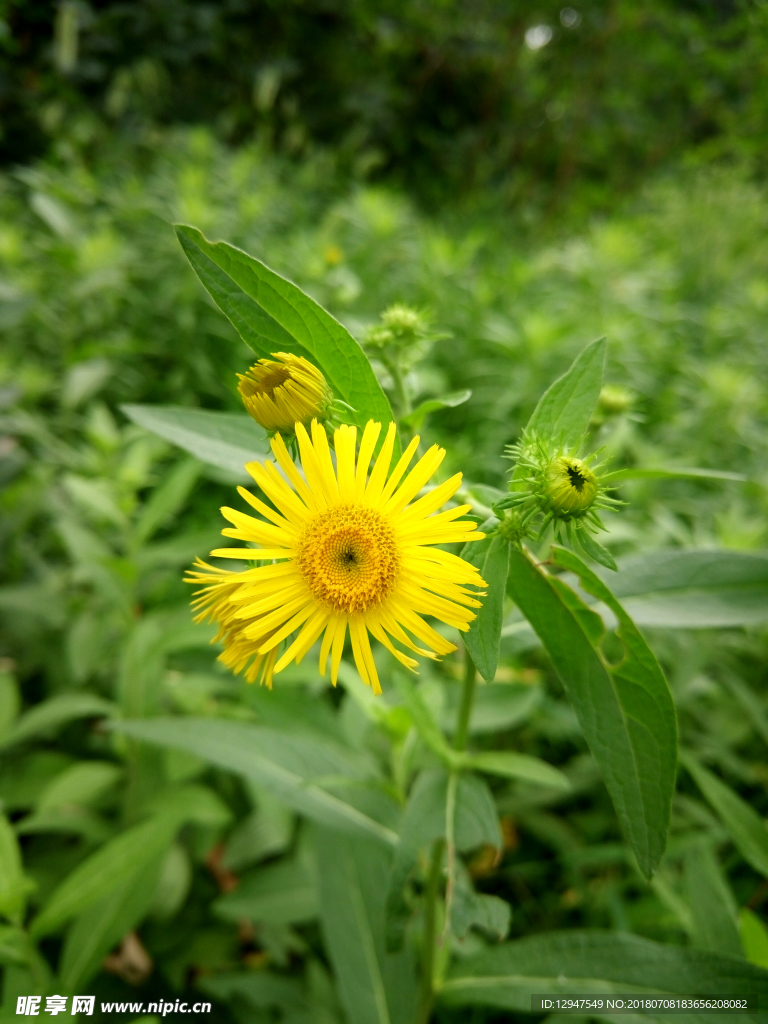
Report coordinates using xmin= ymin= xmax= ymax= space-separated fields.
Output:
xmin=524 ymin=337 xmax=606 ymax=446
xmin=175 ymin=225 xmax=397 ymax=444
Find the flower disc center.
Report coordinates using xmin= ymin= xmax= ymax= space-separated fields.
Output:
xmin=297 ymin=504 xmax=400 ymax=613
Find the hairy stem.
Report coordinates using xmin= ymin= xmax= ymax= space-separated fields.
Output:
xmin=416 ymin=837 xmax=445 ymax=1024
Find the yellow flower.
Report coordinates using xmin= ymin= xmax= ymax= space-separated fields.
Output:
xmin=237 ymin=352 xmax=333 ymax=432
xmin=187 ymin=420 xmax=487 ymax=693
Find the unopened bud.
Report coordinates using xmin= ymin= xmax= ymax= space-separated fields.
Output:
xmin=543 ymin=456 xmax=598 ymax=516
xmin=237 ymin=352 xmax=333 ymax=433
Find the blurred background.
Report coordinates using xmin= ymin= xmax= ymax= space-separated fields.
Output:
xmin=2 ymin=1 xmax=768 ymax=1021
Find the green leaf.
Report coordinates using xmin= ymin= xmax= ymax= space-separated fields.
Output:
xmin=199 ymin=972 xmax=308 ymax=1016
xmin=451 ymin=859 xmax=510 ymax=942
xmin=722 ymin=676 xmax=768 ymax=748
xmin=175 ymin=225 xmax=397 ymax=441
xmin=524 ymin=337 xmax=606 ymax=445
xmin=461 ymin=751 xmax=570 ymax=789
xmin=122 ymin=404 xmax=268 ymax=478
xmin=439 ymin=930 xmax=768 ymax=1010
xmin=462 ymin=527 xmax=511 ymax=682
xmin=603 ymin=549 xmax=768 ymax=629
xmin=682 ymin=754 xmax=768 ymax=879
xmin=30 ymin=812 xmax=180 ymax=937
xmin=132 ymin=457 xmax=200 ymax=545
xmin=507 ymin=546 xmax=677 ymax=878
xmin=222 ymin=789 xmax=293 ymax=872
xmin=392 ymin=672 xmax=457 ymax=766
xmin=314 ymin=825 xmax=418 ymax=1024
xmin=573 ymin=528 xmax=618 ymax=572
xmin=400 ymin=389 xmax=471 ymax=431
xmin=0 ymin=693 xmax=116 ymax=751
xmin=15 ymin=806 xmax=113 ymax=845
xmin=148 ymin=784 xmax=233 ymax=828
xmin=37 ymin=761 xmax=121 ymax=811
xmin=684 ymin=842 xmax=742 ymax=957
xmin=0 ymin=751 xmax=73 ymax=813
xmin=58 ymin=857 xmax=163 ymax=991
xmin=109 ymin=718 xmax=398 ymax=847
xmin=384 ymin=768 xmax=500 ymax=951
xmin=0 ymin=815 xmax=33 ymax=925
xmin=0 ymin=670 xmax=20 ymax=743
xmin=214 ymin=858 xmax=317 ymax=927
xmin=607 ymin=466 xmax=747 ymax=484
xmin=148 ymin=843 xmax=192 ymax=921
xmin=740 ymin=909 xmax=768 ymax=969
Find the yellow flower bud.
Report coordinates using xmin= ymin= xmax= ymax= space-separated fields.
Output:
xmin=237 ymin=352 xmax=333 ymax=433
xmin=543 ymin=456 xmax=598 ymax=516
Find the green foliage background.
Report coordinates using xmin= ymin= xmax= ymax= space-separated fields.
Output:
xmin=2 ymin=3 xmax=768 ymax=1022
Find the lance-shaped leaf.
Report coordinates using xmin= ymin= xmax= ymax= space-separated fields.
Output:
xmin=57 ymin=857 xmax=163 ymax=991
xmin=462 ymin=525 xmax=510 ymax=682
xmin=109 ymin=718 xmax=398 ymax=848
xmin=603 ymin=549 xmax=768 ymax=629
xmin=31 ymin=813 xmax=180 ymax=937
xmin=461 ymin=751 xmax=570 ymax=789
xmin=524 ymin=337 xmax=606 ymax=446
xmin=0 ymin=693 xmax=116 ymax=751
xmin=175 ymin=225 xmax=397 ymax=442
xmin=122 ymin=404 xmax=269 ymax=478
xmin=314 ymin=826 xmax=418 ymax=1024
xmin=682 ymin=753 xmax=768 ymax=879
xmin=439 ymin=930 xmax=768 ymax=1010
xmin=507 ymin=546 xmax=677 ymax=878
xmin=684 ymin=842 xmax=742 ymax=958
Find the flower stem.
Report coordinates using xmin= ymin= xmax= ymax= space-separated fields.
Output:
xmin=416 ymin=837 xmax=445 ymax=1024
xmin=454 ymin=647 xmax=477 ymax=752
xmin=384 ymin=354 xmax=412 ymax=420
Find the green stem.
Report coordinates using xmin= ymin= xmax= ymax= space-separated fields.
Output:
xmin=415 ymin=647 xmax=479 ymax=1024
xmin=384 ymin=355 xmax=412 ymax=420
xmin=416 ymin=837 xmax=445 ymax=1024
xmin=454 ymin=648 xmax=477 ymax=752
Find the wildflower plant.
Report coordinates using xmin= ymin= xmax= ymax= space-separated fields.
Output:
xmin=5 ymin=217 xmax=765 ymax=1024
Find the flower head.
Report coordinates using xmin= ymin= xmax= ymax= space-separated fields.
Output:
xmin=238 ymin=352 xmax=333 ymax=432
xmin=187 ymin=420 xmax=486 ymax=693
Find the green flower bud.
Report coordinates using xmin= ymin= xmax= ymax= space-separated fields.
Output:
xmin=542 ymin=456 xmax=598 ymax=517
xmin=496 ymin=510 xmax=530 ymax=544
xmin=502 ymin=432 xmax=624 ymax=546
